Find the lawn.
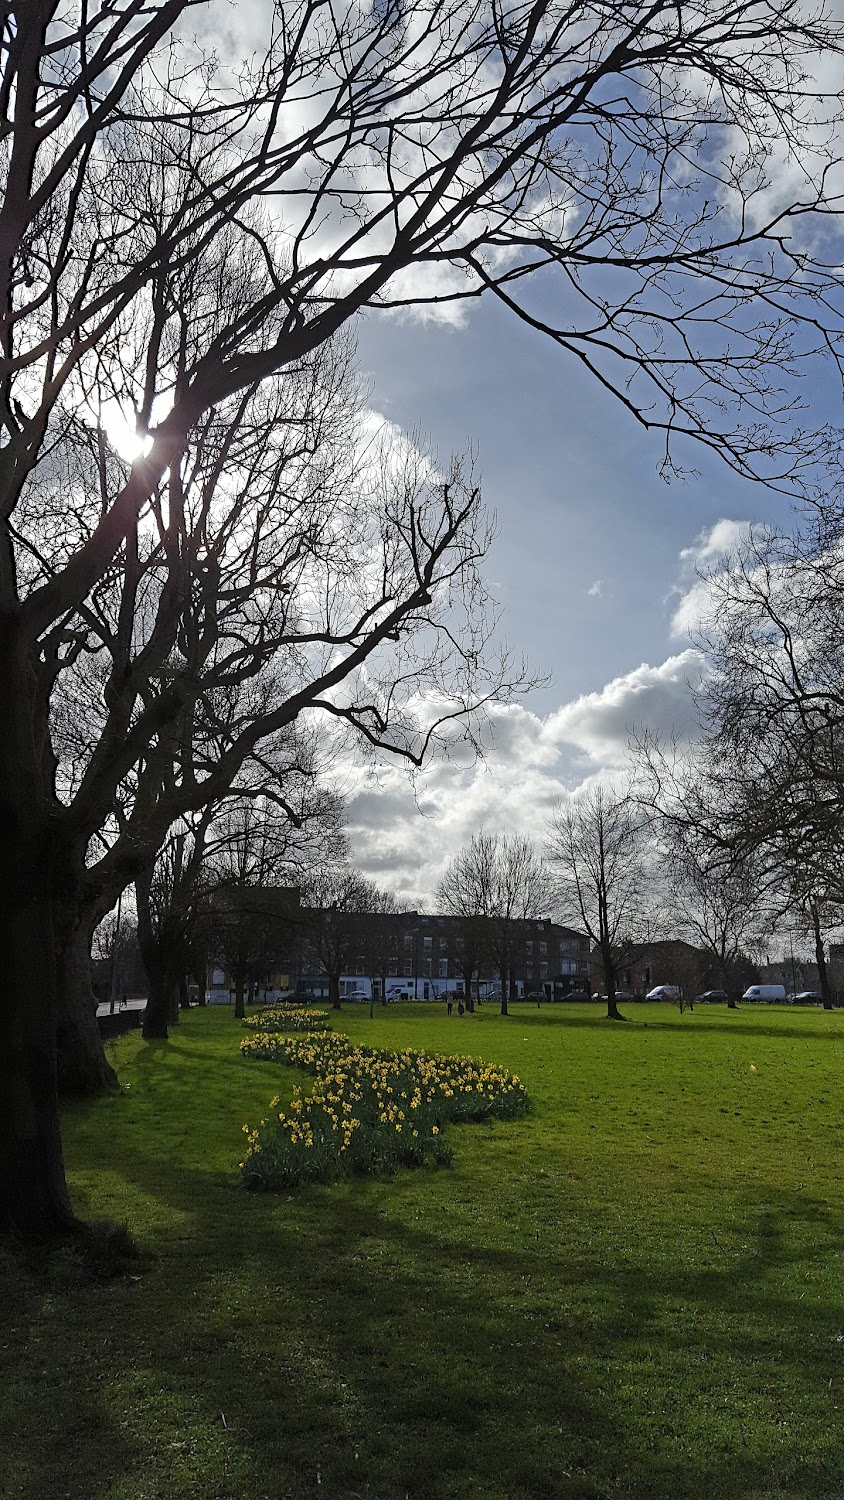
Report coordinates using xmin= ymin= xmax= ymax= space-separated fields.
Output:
xmin=1 ymin=1001 xmax=843 ymax=1500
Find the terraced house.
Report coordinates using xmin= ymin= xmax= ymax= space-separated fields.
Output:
xmin=205 ymin=891 xmax=590 ymax=1005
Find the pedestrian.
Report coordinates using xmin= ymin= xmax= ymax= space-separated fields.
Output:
xmin=457 ymin=999 xmax=465 ymax=1016
xmin=447 ymin=994 xmax=453 ymax=1016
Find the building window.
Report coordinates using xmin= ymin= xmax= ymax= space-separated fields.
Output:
xmin=439 ymin=958 xmax=449 ymax=978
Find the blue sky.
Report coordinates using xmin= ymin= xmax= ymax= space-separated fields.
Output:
xmin=357 ymin=297 xmax=799 ymax=715
xmin=188 ymin=0 xmax=840 ymax=908
xmin=345 ymin=296 xmax=807 ymax=907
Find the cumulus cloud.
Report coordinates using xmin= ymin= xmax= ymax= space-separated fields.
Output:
xmin=342 ymin=651 xmax=709 ymax=909
xmin=543 ymin=651 xmax=708 ymax=764
xmin=678 ymin=519 xmax=750 ymax=569
xmin=670 ymin=518 xmax=752 ymax=637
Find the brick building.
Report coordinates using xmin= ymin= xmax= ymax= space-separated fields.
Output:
xmin=297 ymin=910 xmax=591 ymax=1002
xmin=206 ymin=892 xmax=590 ymax=1003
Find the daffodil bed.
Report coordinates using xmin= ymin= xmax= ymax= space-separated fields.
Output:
xmin=239 ymin=1029 xmax=530 ymax=1188
xmin=241 ymin=1004 xmax=331 ymax=1033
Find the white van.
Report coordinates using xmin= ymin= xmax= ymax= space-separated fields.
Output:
xmin=741 ymin=984 xmax=786 ymax=1003
xmin=646 ymin=985 xmax=681 ymax=1002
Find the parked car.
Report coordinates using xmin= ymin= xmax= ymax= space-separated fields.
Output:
xmin=742 ymin=984 xmax=786 ymax=1002
xmin=697 ymin=989 xmax=728 ymax=1003
xmin=791 ymin=990 xmax=823 ymax=1004
xmin=646 ymin=985 xmax=681 ymax=1002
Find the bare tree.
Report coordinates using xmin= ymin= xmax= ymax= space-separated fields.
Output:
xmin=361 ymin=889 xmax=400 ymax=1008
xmin=436 ymin=907 xmax=493 ymax=1008
xmin=205 ymin=887 xmax=300 ymax=1022
xmin=547 ymin=783 xmax=647 ymax=1020
xmin=437 ymin=843 xmax=496 ymax=1002
xmin=6 ymin=0 xmax=844 ymax=1234
xmin=298 ymin=866 xmax=384 ymax=1010
xmin=695 ymin=521 xmax=844 ymax=877
xmin=437 ymin=831 xmax=546 ymax=1014
xmin=647 ymin=516 xmax=844 ymax=1006
xmin=666 ymin=843 xmax=768 ymax=1010
xmin=135 ymin=736 xmax=345 ymax=1035
xmin=636 ymin=742 xmax=772 ymax=1007
xmin=40 ymin=334 xmax=513 ymax=1090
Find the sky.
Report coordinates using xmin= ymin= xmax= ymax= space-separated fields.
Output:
xmin=184 ymin=0 xmax=843 ymax=912
xmin=343 ymin=296 xmax=804 ymax=910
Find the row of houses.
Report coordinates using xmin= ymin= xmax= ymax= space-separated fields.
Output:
xmin=204 ymin=885 xmax=753 ymax=1004
xmin=205 ymin=891 xmax=593 ymax=1003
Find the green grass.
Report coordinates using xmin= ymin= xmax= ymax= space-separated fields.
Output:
xmin=2 ymin=1001 xmax=843 ymax=1500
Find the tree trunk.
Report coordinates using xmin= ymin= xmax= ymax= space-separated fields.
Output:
xmin=136 ymin=861 xmax=168 ymax=1039
xmin=234 ymin=979 xmax=246 ymax=1020
xmin=179 ymin=974 xmax=191 ymax=1010
xmin=0 ymin=886 xmax=79 ymax=1234
xmin=141 ymin=970 xmax=174 ymax=1039
xmin=0 ymin=618 xmax=79 ymax=1232
xmin=329 ymin=973 xmax=341 ymax=1009
xmin=499 ymin=962 xmax=509 ymax=1017
xmin=810 ymin=906 xmax=833 ymax=1009
xmin=600 ymin=940 xmax=626 ymax=1020
xmin=135 ymin=862 xmax=181 ymax=1036
xmin=604 ymin=969 xmax=626 ymax=1021
xmin=54 ymin=908 xmax=119 ymax=1094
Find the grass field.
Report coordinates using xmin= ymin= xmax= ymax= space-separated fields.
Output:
xmin=1 ymin=1001 xmax=843 ymax=1500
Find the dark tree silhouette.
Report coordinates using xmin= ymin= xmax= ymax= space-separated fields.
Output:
xmin=6 ymin=0 xmax=844 ymax=1232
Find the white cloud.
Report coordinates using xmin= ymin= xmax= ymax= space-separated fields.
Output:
xmin=543 ymin=651 xmax=708 ymax=764
xmin=342 ymin=650 xmax=708 ymax=908
xmin=678 ymin=518 xmax=750 ymax=569
xmin=671 ymin=518 xmax=752 ymax=637
xmin=587 ymin=579 xmax=603 ymax=598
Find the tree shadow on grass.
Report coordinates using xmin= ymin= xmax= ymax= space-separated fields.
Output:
xmin=3 ymin=1120 xmax=844 ymax=1500
xmin=6 ymin=1012 xmax=843 ymax=1499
